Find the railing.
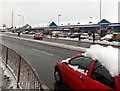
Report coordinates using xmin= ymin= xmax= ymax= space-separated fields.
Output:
xmin=0 ymin=44 xmax=49 ymax=90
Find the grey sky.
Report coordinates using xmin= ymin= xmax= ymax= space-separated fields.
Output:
xmin=0 ymin=0 xmax=119 ymax=27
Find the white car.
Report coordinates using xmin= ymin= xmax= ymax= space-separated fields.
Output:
xmin=29 ymin=31 xmax=35 ymax=35
xmin=81 ymin=33 xmax=89 ymax=39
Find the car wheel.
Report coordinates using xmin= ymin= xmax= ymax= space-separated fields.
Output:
xmin=54 ymin=69 xmax=62 ymax=84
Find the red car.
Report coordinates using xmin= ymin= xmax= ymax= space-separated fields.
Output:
xmin=54 ymin=54 xmax=119 ymax=90
xmin=34 ymin=34 xmax=43 ymax=40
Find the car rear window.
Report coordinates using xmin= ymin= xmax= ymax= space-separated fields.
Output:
xmin=91 ymin=61 xmax=115 ymax=88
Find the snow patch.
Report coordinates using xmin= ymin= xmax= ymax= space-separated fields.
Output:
xmin=84 ymin=45 xmax=119 ymax=77
xmin=62 ymin=58 xmax=71 ymax=63
xmin=101 ymin=34 xmax=113 ymax=39
xmin=68 ymin=65 xmax=88 ymax=76
xmin=0 ymin=58 xmax=17 ymax=89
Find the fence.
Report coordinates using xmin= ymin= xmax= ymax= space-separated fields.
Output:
xmin=0 ymin=44 xmax=49 ymax=90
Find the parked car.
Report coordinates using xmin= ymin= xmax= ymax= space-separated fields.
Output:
xmin=34 ymin=33 xmax=43 ymax=40
xmin=58 ymin=33 xmax=68 ymax=38
xmin=69 ymin=33 xmax=81 ymax=38
xmin=81 ymin=33 xmax=89 ymax=39
xmin=54 ymin=54 xmax=119 ymax=90
xmin=100 ymin=34 xmax=113 ymax=41
xmin=22 ymin=31 xmax=29 ymax=34
xmin=29 ymin=31 xmax=35 ymax=35
xmin=67 ymin=33 xmax=72 ymax=37
xmin=89 ymin=34 xmax=100 ymax=40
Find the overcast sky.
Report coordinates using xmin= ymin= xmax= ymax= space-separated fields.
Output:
xmin=0 ymin=0 xmax=119 ymax=27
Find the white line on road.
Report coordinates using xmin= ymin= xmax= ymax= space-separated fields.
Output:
xmin=32 ymin=48 xmax=53 ymax=56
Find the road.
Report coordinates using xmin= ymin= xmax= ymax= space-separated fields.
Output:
xmin=1 ymin=36 xmax=82 ymax=90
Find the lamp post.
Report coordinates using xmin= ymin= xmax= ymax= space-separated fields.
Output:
xmin=12 ymin=11 xmax=13 ymax=28
xmin=58 ymin=15 xmax=61 ymax=27
xmin=18 ymin=15 xmax=24 ymax=26
xmin=89 ymin=17 xmax=92 ymax=31
xmin=89 ymin=17 xmax=92 ymax=37
xmin=100 ymin=0 xmax=101 ymax=22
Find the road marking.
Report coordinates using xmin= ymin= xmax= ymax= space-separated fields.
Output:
xmin=32 ymin=48 xmax=53 ymax=56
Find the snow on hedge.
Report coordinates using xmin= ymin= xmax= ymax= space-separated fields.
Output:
xmin=84 ymin=45 xmax=119 ymax=77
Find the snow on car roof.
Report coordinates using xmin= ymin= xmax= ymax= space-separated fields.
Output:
xmin=84 ymin=45 xmax=119 ymax=77
xmin=101 ymin=34 xmax=113 ymax=39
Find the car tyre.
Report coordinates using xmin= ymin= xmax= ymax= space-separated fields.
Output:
xmin=54 ymin=69 xmax=62 ymax=84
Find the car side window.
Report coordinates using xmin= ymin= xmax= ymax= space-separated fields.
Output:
xmin=91 ymin=61 xmax=115 ymax=88
xmin=69 ymin=56 xmax=93 ymax=75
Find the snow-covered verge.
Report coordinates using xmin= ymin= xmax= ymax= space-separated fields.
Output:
xmin=0 ymin=58 xmax=17 ymax=89
xmin=47 ymin=35 xmax=119 ymax=47
xmin=84 ymin=45 xmax=119 ymax=77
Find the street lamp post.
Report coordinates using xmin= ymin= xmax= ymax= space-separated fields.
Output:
xmin=100 ymin=0 xmax=101 ymax=22
xmin=89 ymin=17 xmax=92 ymax=31
xmin=18 ymin=15 xmax=24 ymax=26
xmin=12 ymin=11 xmax=13 ymax=27
xmin=58 ymin=15 xmax=61 ymax=28
xmin=89 ymin=17 xmax=92 ymax=37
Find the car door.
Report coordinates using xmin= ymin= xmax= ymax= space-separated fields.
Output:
xmin=87 ymin=61 xmax=115 ymax=89
xmin=61 ymin=56 xmax=93 ymax=89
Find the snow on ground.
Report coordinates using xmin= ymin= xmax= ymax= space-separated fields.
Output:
xmin=0 ymin=58 xmax=17 ymax=89
xmin=84 ymin=45 xmax=119 ymax=77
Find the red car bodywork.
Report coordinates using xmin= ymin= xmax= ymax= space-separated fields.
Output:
xmin=34 ymin=34 xmax=43 ymax=40
xmin=55 ymin=54 xmax=119 ymax=90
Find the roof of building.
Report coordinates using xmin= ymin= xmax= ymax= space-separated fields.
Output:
xmin=49 ymin=22 xmax=57 ymax=27
xmin=98 ymin=19 xmax=111 ymax=24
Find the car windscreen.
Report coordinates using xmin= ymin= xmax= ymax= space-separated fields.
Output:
xmin=69 ymin=56 xmax=93 ymax=70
